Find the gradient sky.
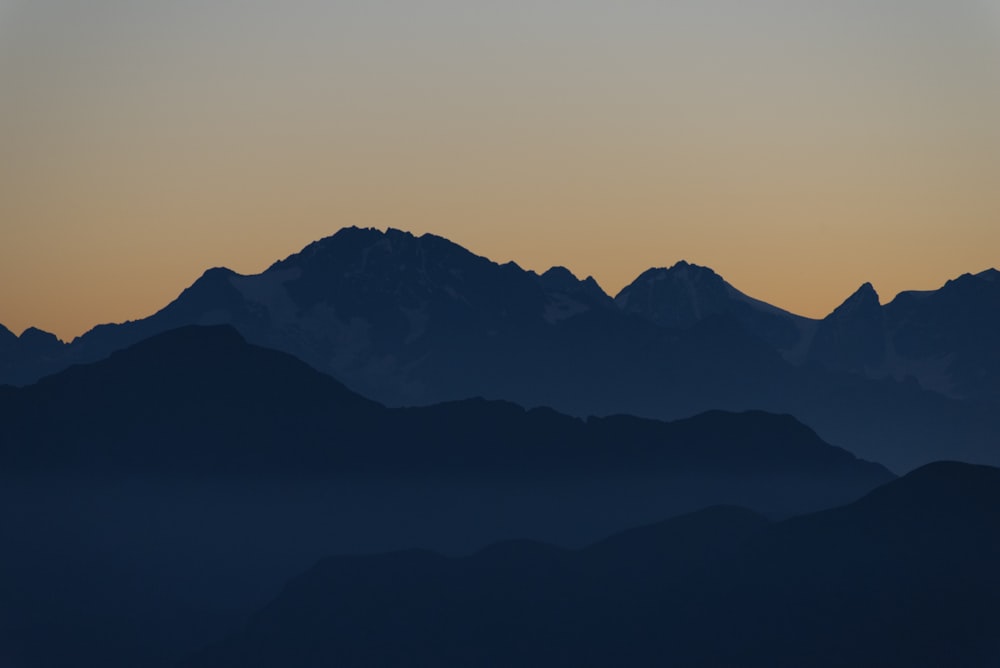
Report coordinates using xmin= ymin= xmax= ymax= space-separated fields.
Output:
xmin=2 ymin=0 xmax=999 ymax=340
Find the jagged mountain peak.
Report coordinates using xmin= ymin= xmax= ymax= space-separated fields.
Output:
xmin=537 ymin=266 xmax=615 ymax=316
xmin=941 ymin=268 xmax=1000 ymax=294
xmin=666 ymin=259 xmax=718 ymax=276
xmin=17 ymin=327 xmax=65 ymax=357
xmin=808 ymin=281 xmax=887 ymax=376
xmin=853 ymin=281 xmax=879 ymax=299
xmin=261 ymin=227 xmax=527 ymax=314
xmin=627 ymin=260 xmax=724 ymax=287
xmin=615 ymin=261 xmax=729 ymax=314
xmin=539 ymin=266 xmax=608 ymax=297
xmin=272 ymin=226 xmax=469 ymax=271
xmin=283 ymin=226 xmax=533 ymax=286
xmin=614 ymin=261 xmax=806 ymax=337
xmin=830 ymin=282 xmax=881 ymax=316
xmin=888 ymin=268 xmax=1000 ymax=308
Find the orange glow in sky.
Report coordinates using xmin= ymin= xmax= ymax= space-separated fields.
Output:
xmin=2 ymin=1 xmax=999 ymax=339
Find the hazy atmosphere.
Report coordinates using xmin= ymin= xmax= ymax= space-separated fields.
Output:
xmin=4 ymin=5 xmax=1000 ymax=666
xmin=2 ymin=0 xmax=999 ymax=339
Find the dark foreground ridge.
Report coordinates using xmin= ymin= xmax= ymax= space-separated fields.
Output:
xmin=187 ymin=461 xmax=1000 ymax=668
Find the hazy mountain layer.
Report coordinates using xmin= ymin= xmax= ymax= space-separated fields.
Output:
xmin=0 ymin=324 xmax=893 ymax=668
xmin=187 ymin=461 xmax=1000 ymax=668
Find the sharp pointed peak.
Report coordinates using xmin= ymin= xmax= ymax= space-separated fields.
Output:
xmin=826 ymin=282 xmax=881 ymax=319
xmin=849 ymin=282 xmax=879 ymax=301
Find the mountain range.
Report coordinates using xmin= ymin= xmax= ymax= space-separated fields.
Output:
xmin=3 ymin=228 xmax=997 ymax=667
xmin=3 ymin=227 xmax=997 ymax=471
xmin=186 ymin=461 xmax=1000 ymax=668
xmin=0 ymin=324 xmax=892 ymax=668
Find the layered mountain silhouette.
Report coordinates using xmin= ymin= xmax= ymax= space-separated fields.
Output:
xmin=186 ymin=461 xmax=1000 ymax=668
xmin=0 ymin=325 xmax=894 ymax=668
xmin=0 ymin=324 xmax=889 ymax=502
xmin=2 ymin=229 xmax=995 ymax=668
xmin=2 ymin=227 xmax=998 ymax=470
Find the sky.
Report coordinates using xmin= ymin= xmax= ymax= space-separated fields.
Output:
xmin=2 ymin=0 xmax=999 ymax=340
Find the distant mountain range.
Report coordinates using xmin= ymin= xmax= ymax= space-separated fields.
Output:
xmin=618 ymin=262 xmax=1000 ymax=403
xmin=2 ymin=227 xmax=998 ymax=470
xmin=185 ymin=461 xmax=1000 ymax=668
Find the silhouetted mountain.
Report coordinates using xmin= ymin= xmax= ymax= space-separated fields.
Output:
xmin=2 ymin=228 xmax=998 ymax=470
xmin=186 ymin=506 xmax=772 ymax=668
xmin=0 ymin=322 xmax=17 ymax=351
xmin=1 ymin=325 xmax=380 ymax=474
xmin=615 ymin=261 xmax=811 ymax=353
xmin=883 ymin=269 xmax=1000 ymax=401
xmin=0 ymin=325 xmax=893 ymax=668
xmin=18 ymin=326 xmax=64 ymax=357
xmin=24 ymin=228 xmax=623 ymax=408
xmin=186 ymin=461 xmax=1000 ymax=668
xmin=0 ymin=324 xmax=889 ymax=495
xmin=538 ymin=266 xmax=617 ymax=315
xmin=809 ymin=282 xmax=887 ymax=373
xmin=805 ymin=269 xmax=1000 ymax=403
xmin=0 ymin=324 xmax=68 ymax=386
